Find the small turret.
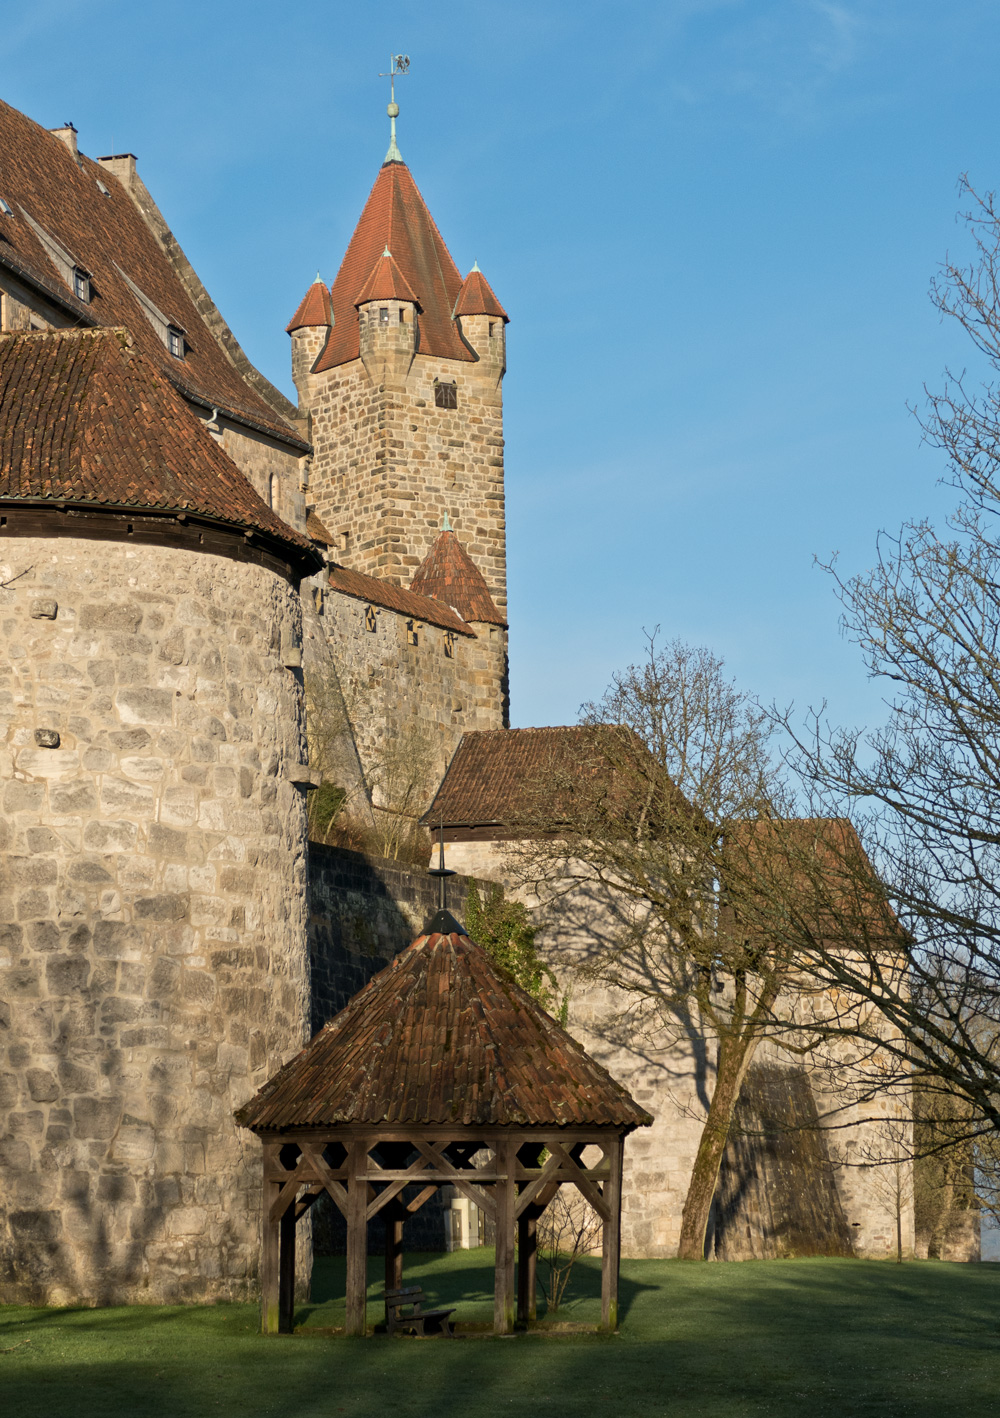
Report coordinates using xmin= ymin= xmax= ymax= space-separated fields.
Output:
xmin=453 ymin=262 xmax=507 ymax=384
xmin=286 ymin=274 xmax=333 ymax=400
xmin=355 ymin=246 xmax=420 ymax=385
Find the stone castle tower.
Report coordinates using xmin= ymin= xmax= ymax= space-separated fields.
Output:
xmin=288 ymin=109 xmax=511 ymax=799
xmin=287 ymin=125 xmax=508 ymax=612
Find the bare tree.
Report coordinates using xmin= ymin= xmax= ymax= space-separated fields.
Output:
xmin=781 ymin=178 xmax=1000 ymax=1153
xmin=509 ymin=638 xmax=828 ymax=1261
xmin=536 ymin=1189 xmax=602 ymax=1314
xmin=860 ymin=1117 xmax=914 ymax=1263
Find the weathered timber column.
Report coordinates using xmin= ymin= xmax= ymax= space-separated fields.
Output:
xmin=494 ymin=1139 xmax=517 ymax=1334
xmin=346 ymin=1139 xmax=369 ymax=1336
xmin=517 ymin=1210 xmax=538 ymax=1323
xmin=279 ymin=1202 xmax=297 ymax=1334
xmin=601 ymin=1134 xmax=624 ymax=1332
xmin=261 ymin=1145 xmax=281 ymax=1335
xmin=384 ymin=1207 xmax=404 ymax=1323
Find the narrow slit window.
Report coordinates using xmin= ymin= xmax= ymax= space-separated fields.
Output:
xmin=379 ymin=307 xmax=390 ymax=324
xmin=365 ymin=605 xmax=378 ymax=633
xmin=406 ymin=620 xmax=419 ymax=646
xmin=444 ymin=631 xmax=455 ymax=659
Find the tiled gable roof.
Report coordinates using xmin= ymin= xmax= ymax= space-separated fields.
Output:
xmin=326 ymin=560 xmax=476 ymax=636
xmin=354 ymin=247 xmax=420 ymax=307
xmin=0 ymin=99 xmax=303 ymax=446
xmin=286 ymin=277 xmax=333 ymax=332
xmin=0 ymin=328 xmax=319 ymax=572
xmin=235 ymin=920 xmax=652 ymax=1131
xmin=420 ymin=725 xmax=696 ymax=834
xmin=453 ymin=266 xmax=508 ymax=321
xmin=409 ymin=529 xmax=506 ymax=626
xmin=313 ymin=162 xmax=474 ymax=372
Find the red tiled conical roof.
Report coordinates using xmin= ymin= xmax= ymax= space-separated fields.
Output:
xmin=314 ymin=162 xmax=474 ymax=372
xmin=0 ymin=327 xmax=320 ymax=574
xmin=234 ymin=920 xmax=652 ymax=1131
xmin=354 ymin=247 xmax=420 ymax=307
xmin=453 ymin=265 xmax=508 ymax=322
xmin=410 ymin=529 xmax=506 ymax=626
xmin=286 ymin=277 xmax=333 ymax=332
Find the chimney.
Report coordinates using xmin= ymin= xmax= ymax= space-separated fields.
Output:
xmin=97 ymin=153 xmax=138 ymax=193
xmin=49 ymin=123 xmax=79 ymax=162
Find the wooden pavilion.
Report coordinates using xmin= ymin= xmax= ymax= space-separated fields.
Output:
xmin=235 ymin=909 xmax=652 ymax=1335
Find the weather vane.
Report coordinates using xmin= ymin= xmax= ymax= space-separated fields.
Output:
xmin=379 ymin=53 xmax=410 ymax=164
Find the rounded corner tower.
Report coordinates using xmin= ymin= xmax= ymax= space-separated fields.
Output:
xmin=0 ymin=328 xmax=322 ymax=1304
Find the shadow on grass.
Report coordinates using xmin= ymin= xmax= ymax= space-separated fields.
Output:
xmin=298 ymin=1249 xmax=661 ymax=1329
xmin=2 ymin=1259 xmax=999 ymax=1418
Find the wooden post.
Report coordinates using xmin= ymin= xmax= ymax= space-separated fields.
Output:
xmin=384 ymin=1207 xmax=404 ymax=1325
xmin=279 ymin=1200 xmax=297 ymax=1333
xmin=260 ymin=1144 xmax=281 ymax=1335
xmin=494 ymin=1138 xmax=516 ymax=1334
xmin=346 ymin=1138 xmax=369 ymax=1337
xmin=601 ymin=1133 xmax=624 ymax=1332
xmin=517 ymin=1210 xmax=537 ymax=1324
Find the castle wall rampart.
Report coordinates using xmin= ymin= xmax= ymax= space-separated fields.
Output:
xmin=0 ymin=536 xmax=311 ymax=1305
xmin=313 ymin=589 xmax=506 ymax=806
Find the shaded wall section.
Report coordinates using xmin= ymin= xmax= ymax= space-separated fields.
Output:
xmin=306 ymin=843 xmax=495 ymax=1254
xmin=712 ymin=1064 xmax=854 ymax=1261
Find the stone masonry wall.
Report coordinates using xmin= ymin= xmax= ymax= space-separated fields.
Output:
xmin=440 ymin=837 xmax=917 ymax=1261
xmin=0 ymin=536 xmax=311 ymax=1305
xmin=293 ymin=313 xmax=506 ymax=609
xmin=313 ymin=585 xmax=507 ymax=806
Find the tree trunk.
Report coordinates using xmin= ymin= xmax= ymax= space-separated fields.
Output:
xmin=677 ymin=1031 xmax=759 ymax=1260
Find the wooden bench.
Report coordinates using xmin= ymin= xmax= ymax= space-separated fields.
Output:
xmin=385 ymin=1285 xmax=457 ymax=1337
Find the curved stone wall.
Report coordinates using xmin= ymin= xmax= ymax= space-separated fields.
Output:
xmin=0 ymin=537 xmax=310 ymax=1304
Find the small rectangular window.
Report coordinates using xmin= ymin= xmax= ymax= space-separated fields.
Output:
xmin=434 ymin=381 xmax=458 ymax=410
xmin=398 ymin=308 xmax=406 ymax=323
xmin=379 ymin=307 xmax=389 ymax=324
xmin=406 ymin=619 xmax=419 ymax=646
xmin=167 ymin=327 xmax=184 ymax=359
xmin=488 ymin=322 xmax=495 ymax=337
xmin=73 ymin=269 xmax=90 ymax=303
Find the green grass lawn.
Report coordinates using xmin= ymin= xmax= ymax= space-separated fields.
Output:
xmin=2 ymin=1253 xmax=999 ymax=1418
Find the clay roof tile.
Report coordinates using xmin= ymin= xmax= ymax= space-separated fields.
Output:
xmin=453 ymin=264 xmax=508 ymax=322
xmin=286 ymin=277 xmax=334 ymax=332
xmin=314 ymin=161 xmax=473 ymax=372
xmin=235 ymin=921 xmax=652 ymax=1132
xmin=354 ymin=247 xmax=420 ymax=307
xmin=409 ymin=528 xmax=506 ymax=626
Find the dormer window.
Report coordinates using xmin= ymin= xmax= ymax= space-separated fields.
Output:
xmin=379 ymin=307 xmax=390 ymax=324
xmin=0 ymin=198 xmax=12 ymax=217
xmin=95 ymin=178 xmax=111 ymax=198
xmin=434 ymin=380 xmax=458 ymax=410
xmin=73 ymin=268 xmax=91 ymax=303
xmin=167 ymin=326 xmax=184 ymax=359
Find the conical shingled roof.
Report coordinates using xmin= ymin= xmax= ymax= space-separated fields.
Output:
xmin=313 ymin=162 xmax=475 ymax=372
xmin=235 ymin=922 xmax=652 ymax=1132
xmin=410 ymin=529 xmax=506 ymax=626
xmin=286 ymin=277 xmax=333 ymax=332
xmin=453 ymin=265 xmax=508 ymax=322
xmin=354 ymin=247 xmax=420 ymax=307
xmin=0 ymin=327 xmax=320 ymax=575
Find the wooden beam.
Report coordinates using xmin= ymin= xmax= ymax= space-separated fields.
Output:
xmin=279 ymin=1200 xmax=296 ymax=1334
xmin=384 ymin=1211 xmax=404 ymax=1326
xmin=260 ymin=1146 xmax=281 ymax=1336
xmin=601 ymin=1133 xmax=624 ymax=1333
xmin=345 ymin=1138 xmax=369 ymax=1337
xmin=494 ymin=1138 xmax=516 ymax=1335
xmin=517 ymin=1211 xmax=537 ymax=1324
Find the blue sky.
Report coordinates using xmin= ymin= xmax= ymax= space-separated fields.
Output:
xmin=6 ymin=1 xmax=1000 ymax=734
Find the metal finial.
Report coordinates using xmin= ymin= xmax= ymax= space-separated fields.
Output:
xmin=471 ymin=261 xmax=481 ymax=273
xmin=442 ymin=512 xmax=453 ymax=531
xmin=382 ymin=245 xmax=392 ymax=258
xmin=314 ymin=271 xmax=323 ymax=283
xmin=379 ymin=53 xmax=410 ymax=164
xmin=427 ymin=821 xmax=456 ymax=911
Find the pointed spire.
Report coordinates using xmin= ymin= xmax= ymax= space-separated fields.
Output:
xmin=411 ymin=528 xmax=506 ymax=626
xmin=384 ymin=99 xmax=403 ymax=164
xmin=286 ymin=276 xmax=334 ymax=333
xmin=453 ymin=264 xmax=508 ymax=322
xmin=354 ymin=246 xmax=420 ymax=307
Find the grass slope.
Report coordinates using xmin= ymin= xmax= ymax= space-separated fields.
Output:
xmin=2 ymin=1254 xmax=999 ymax=1418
